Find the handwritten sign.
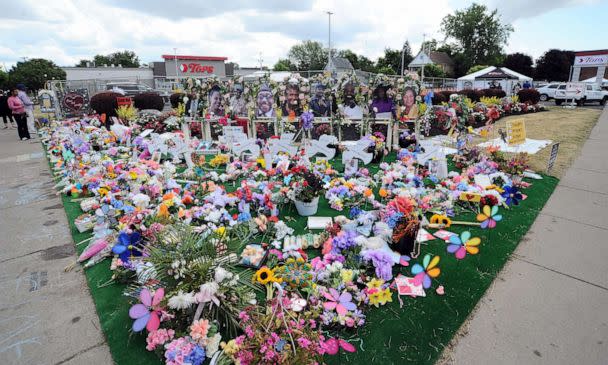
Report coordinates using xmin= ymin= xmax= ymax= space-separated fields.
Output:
xmin=506 ymin=118 xmax=526 ymax=146
xmin=547 ymin=143 xmax=560 ymax=173
xmin=304 ymin=135 xmax=338 ymax=160
xmin=459 ymin=192 xmax=481 ymax=203
xmin=222 ymin=126 xmax=246 ymax=146
xmin=116 ymin=96 xmax=133 ymax=107
xmin=342 ymin=139 xmax=373 ymax=165
xmin=62 ymin=93 xmax=85 ymax=112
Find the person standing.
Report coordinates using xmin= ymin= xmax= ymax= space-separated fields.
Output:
xmin=0 ymin=90 xmax=16 ymax=129
xmin=16 ymin=84 xmax=36 ymax=135
xmin=7 ymin=88 xmax=30 ymax=140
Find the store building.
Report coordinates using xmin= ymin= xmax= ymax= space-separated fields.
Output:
xmin=158 ymin=55 xmax=228 ymax=78
xmin=571 ymin=49 xmax=608 ymax=86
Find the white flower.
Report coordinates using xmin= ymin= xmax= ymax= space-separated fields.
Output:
xmin=205 ymin=333 xmax=222 ymax=358
xmin=214 ymin=267 xmax=232 ymax=283
xmin=195 ymin=282 xmax=220 ymax=306
xmin=132 ymin=193 xmax=150 ymax=209
xmin=168 ymin=291 xmax=196 ymax=310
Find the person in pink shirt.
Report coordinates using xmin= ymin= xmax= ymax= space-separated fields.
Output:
xmin=7 ymin=88 xmax=30 ymax=140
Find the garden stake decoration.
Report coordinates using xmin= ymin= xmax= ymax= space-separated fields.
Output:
xmin=428 ymin=214 xmax=481 ymax=229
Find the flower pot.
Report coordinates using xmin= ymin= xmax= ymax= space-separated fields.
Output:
xmin=294 ymin=196 xmax=319 ymax=216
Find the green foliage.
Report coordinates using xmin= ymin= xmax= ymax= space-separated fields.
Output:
xmin=502 ymin=52 xmax=533 ymax=76
xmin=273 ymin=58 xmax=294 ymax=71
xmin=421 ymin=64 xmax=447 ymax=78
xmin=8 ymin=58 xmax=65 ymax=90
xmin=441 ymin=3 xmax=513 ymax=72
xmin=0 ymin=70 xmax=9 ymax=90
xmin=467 ymin=64 xmax=490 ymax=74
xmin=376 ymin=44 xmax=412 ymax=75
xmin=337 ymin=49 xmax=376 ymax=72
xmin=287 ymin=40 xmax=327 ymax=70
xmin=78 ymin=50 xmax=140 ymax=68
xmin=420 ymin=38 xmax=438 ymax=53
xmin=534 ymin=49 xmax=575 ymax=81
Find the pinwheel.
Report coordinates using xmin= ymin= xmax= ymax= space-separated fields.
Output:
xmin=129 ymin=288 xmax=164 ymax=332
xmin=447 ymin=231 xmax=481 ymax=260
xmin=501 ymin=185 xmax=523 ymax=206
xmin=411 ymin=254 xmax=441 ymax=289
xmin=476 ymin=205 xmax=502 ymax=229
xmin=112 ymin=230 xmax=143 ymax=263
xmin=323 ymin=288 xmax=356 ymax=315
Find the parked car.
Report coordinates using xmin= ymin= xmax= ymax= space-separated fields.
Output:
xmin=105 ymin=82 xmax=170 ymax=102
xmin=554 ymin=83 xmax=608 ymax=106
xmin=536 ymin=83 xmax=562 ymax=101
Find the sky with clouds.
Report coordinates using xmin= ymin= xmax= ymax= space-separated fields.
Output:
xmin=0 ymin=0 xmax=606 ymax=70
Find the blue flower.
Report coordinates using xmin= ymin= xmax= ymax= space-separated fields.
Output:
xmin=185 ymin=345 xmax=206 ymax=365
xmin=238 ymin=212 xmax=252 ymax=222
xmin=112 ymin=231 xmax=143 ymax=263
xmin=349 ymin=207 xmax=363 ymax=219
xmin=501 ymin=185 xmax=523 ymax=206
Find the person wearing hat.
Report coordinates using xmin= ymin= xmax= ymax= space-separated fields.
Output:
xmin=16 ymin=84 xmax=36 ymax=135
xmin=229 ymin=84 xmax=247 ymax=116
xmin=256 ymin=84 xmax=275 ymax=117
xmin=370 ymin=85 xmax=394 ymax=119
xmin=7 ymin=87 xmax=31 ymax=140
xmin=0 ymin=90 xmax=17 ymax=129
xmin=338 ymin=82 xmax=362 ymax=119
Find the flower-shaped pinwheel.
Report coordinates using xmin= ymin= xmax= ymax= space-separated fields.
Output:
xmin=476 ymin=205 xmax=502 ymax=229
xmin=501 ymin=185 xmax=522 ymax=206
xmin=411 ymin=254 xmax=441 ymax=289
xmin=322 ymin=288 xmax=356 ymax=315
xmin=129 ymin=287 xmax=164 ymax=332
xmin=112 ymin=230 xmax=143 ymax=263
xmin=447 ymin=231 xmax=481 ymax=260
xmin=322 ymin=337 xmax=356 ymax=355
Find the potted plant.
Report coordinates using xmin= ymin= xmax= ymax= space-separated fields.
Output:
xmin=366 ymin=132 xmax=387 ymax=163
xmin=290 ymin=168 xmax=324 ymax=216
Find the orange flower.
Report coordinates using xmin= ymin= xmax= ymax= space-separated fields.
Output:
xmin=162 ymin=192 xmax=175 ymax=201
xmin=364 ymin=189 xmax=373 ymax=198
xmin=158 ymin=204 xmax=169 ymax=218
xmin=182 ymin=195 xmax=193 ymax=205
xmin=379 ymin=188 xmax=388 ymax=198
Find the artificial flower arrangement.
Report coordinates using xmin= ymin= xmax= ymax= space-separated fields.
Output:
xmin=284 ymin=166 xmax=325 ymax=216
xmin=324 ymin=176 xmax=377 ymax=211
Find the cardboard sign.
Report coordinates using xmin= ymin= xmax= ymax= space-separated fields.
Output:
xmin=506 ymin=119 xmax=526 ymax=146
xmin=223 ymin=126 xmax=246 ymax=146
xmin=342 ymin=139 xmax=373 ymax=165
xmin=547 ymin=143 xmax=560 ymax=173
xmin=428 ymin=158 xmax=448 ymax=179
xmin=269 ymin=133 xmax=297 ymax=157
xmin=304 ymin=134 xmax=338 ymax=160
xmin=459 ymin=192 xmax=481 ymax=203
xmin=344 ymin=158 xmax=358 ymax=177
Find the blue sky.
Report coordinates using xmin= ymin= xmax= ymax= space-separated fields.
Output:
xmin=0 ymin=0 xmax=606 ymax=71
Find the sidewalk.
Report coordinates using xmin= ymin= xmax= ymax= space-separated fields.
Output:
xmin=0 ymin=128 xmax=113 ymax=365
xmin=443 ymin=106 xmax=608 ymax=364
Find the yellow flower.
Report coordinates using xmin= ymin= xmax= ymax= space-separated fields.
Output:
xmin=368 ymin=289 xmax=383 ymax=307
xmin=344 ymin=182 xmax=354 ymax=189
xmin=366 ymin=278 xmax=384 ymax=289
xmin=379 ymin=288 xmax=393 ymax=304
xmin=368 ymin=287 xmax=392 ymax=307
xmin=128 ymin=171 xmax=138 ymax=180
xmin=221 ymin=339 xmax=239 ymax=355
xmin=254 ymin=266 xmax=275 ymax=285
xmin=215 ymin=226 xmax=226 ymax=237
xmin=340 ymin=269 xmax=354 ymax=284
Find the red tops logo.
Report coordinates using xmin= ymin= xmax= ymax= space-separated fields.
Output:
xmin=179 ymin=63 xmax=214 ymax=74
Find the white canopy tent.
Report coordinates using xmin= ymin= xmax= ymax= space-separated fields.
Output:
xmin=457 ymin=66 xmax=533 ymax=95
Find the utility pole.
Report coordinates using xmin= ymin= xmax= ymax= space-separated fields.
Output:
xmin=326 ymin=11 xmax=333 ymax=69
xmin=401 ymin=41 xmax=406 ymax=75
xmin=421 ymin=33 xmax=427 ymax=82
xmin=173 ymin=48 xmax=178 ymax=84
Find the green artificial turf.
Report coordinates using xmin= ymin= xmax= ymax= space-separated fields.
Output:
xmin=56 ymin=153 xmax=558 ymax=365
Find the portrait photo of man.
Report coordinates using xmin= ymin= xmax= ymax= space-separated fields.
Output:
xmin=310 ymin=83 xmax=330 ymax=117
xmin=229 ymin=83 xmax=247 ymax=116
xmin=256 ymin=84 xmax=276 ymax=118
xmin=281 ymin=83 xmax=301 ymax=116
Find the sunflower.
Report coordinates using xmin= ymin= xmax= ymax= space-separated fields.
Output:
xmin=254 ymin=266 xmax=275 ymax=285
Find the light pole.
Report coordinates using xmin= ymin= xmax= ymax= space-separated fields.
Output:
xmin=326 ymin=11 xmax=333 ymax=69
xmin=401 ymin=42 xmax=406 ymax=75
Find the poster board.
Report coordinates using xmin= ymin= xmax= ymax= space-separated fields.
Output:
xmin=547 ymin=143 xmax=560 ymax=173
xmin=506 ymin=118 xmax=526 ymax=146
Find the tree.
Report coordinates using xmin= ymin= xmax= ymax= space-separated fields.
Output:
xmin=336 ymin=49 xmax=377 ymax=72
xmin=78 ymin=50 xmax=141 ymax=67
xmin=273 ymin=58 xmax=294 ymax=71
xmin=534 ymin=49 xmax=575 ymax=81
xmin=502 ymin=53 xmax=533 ymax=76
xmin=287 ymin=40 xmax=327 ymax=71
xmin=420 ymin=39 xmax=438 ymax=53
xmin=9 ymin=58 xmax=66 ymax=90
xmin=0 ymin=69 xmax=9 ymax=90
xmin=441 ymin=4 xmax=513 ymax=72
xmin=376 ymin=43 xmax=413 ymax=75
xmin=421 ymin=64 xmax=446 ymax=78
xmin=467 ymin=65 xmax=490 ymax=74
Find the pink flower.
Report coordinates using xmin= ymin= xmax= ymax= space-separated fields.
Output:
xmin=238 ymin=311 xmax=250 ymax=322
xmin=245 ymin=325 xmax=255 ymax=338
xmin=145 ymin=328 xmax=175 ymax=351
xmin=297 ymin=337 xmax=312 ymax=349
xmin=190 ymin=319 xmax=209 ymax=342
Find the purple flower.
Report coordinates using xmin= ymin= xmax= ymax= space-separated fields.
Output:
xmin=301 ymin=111 xmax=314 ymax=131
xmin=331 ymin=230 xmax=358 ymax=254
xmin=363 ymin=250 xmax=394 ymax=281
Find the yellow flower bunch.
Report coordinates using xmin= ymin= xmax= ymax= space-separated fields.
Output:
xmin=254 ymin=266 xmax=281 ymax=285
xmin=116 ymin=105 xmax=138 ymax=122
xmin=209 ymin=154 xmax=230 ymax=168
xmin=480 ymin=96 xmax=501 ymax=106
xmin=174 ymin=102 xmax=186 ymax=117
xmin=368 ymin=287 xmax=392 ymax=307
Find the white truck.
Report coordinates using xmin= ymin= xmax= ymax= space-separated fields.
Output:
xmin=554 ymin=82 xmax=608 ymax=106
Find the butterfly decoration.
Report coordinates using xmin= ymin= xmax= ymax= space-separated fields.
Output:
xmin=322 ymin=288 xmax=357 ymax=315
xmin=476 ymin=205 xmax=502 ymax=229
xmin=447 ymin=231 xmax=481 ymax=260
xmin=129 ymin=287 xmax=164 ymax=332
xmin=95 ymin=204 xmax=118 ymax=226
xmin=411 ymin=254 xmax=441 ymax=289
xmin=399 ymin=255 xmax=411 ymax=267
xmin=501 ymin=185 xmax=523 ymax=206
xmin=322 ymin=337 xmax=356 ymax=355
xmin=112 ymin=230 xmax=143 ymax=263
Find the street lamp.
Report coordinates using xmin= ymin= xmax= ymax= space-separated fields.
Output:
xmin=326 ymin=11 xmax=333 ymax=69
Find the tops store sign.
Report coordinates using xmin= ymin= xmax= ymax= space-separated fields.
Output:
xmin=574 ymin=54 xmax=608 ymax=66
xmin=179 ymin=63 xmax=214 ymax=74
